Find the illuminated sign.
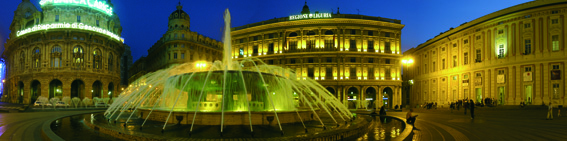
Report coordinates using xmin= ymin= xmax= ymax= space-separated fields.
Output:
xmin=289 ymin=13 xmax=332 ymax=20
xmin=39 ymin=0 xmax=113 ymax=16
xmin=17 ymin=22 xmax=124 ymax=43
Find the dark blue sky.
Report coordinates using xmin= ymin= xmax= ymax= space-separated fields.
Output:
xmin=1 ymin=0 xmax=532 ymax=62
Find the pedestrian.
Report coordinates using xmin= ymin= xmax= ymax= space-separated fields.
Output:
xmin=547 ymin=102 xmax=553 ymax=120
xmin=470 ymin=99 xmax=475 ymax=119
xmin=406 ymin=108 xmax=419 ymax=130
xmin=558 ymin=107 xmax=561 ymax=117
xmin=464 ymin=100 xmax=468 ymax=115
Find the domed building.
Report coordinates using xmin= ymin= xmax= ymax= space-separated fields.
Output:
xmin=3 ymin=0 xmax=125 ymax=104
xmin=128 ymin=2 xmax=222 ymax=84
xmin=231 ymin=2 xmax=404 ymax=109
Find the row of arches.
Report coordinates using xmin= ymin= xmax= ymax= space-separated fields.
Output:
xmin=17 ymin=45 xmax=116 ymax=70
xmin=16 ymin=79 xmax=115 ymax=104
xmin=324 ymin=86 xmax=395 ymax=109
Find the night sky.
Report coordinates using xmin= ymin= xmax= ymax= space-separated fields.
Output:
xmin=0 ymin=0 xmax=532 ymax=62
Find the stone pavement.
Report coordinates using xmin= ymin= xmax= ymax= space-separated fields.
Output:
xmin=356 ymin=107 xmax=567 ymax=141
xmin=0 ymin=110 xmax=104 ymax=141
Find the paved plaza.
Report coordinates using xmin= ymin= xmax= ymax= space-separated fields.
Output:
xmin=2 ymin=101 xmax=567 ymax=141
xmin=374 ymin=106 xmax=567 ymax=141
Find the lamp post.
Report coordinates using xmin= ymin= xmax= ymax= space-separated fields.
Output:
xmin=401 ymin=58 xmax=413 ymax=108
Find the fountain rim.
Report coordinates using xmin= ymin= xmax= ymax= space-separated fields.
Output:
xmin=136 ymin=107 xmax=318 ymax=113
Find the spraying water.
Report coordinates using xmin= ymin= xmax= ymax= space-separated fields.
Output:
xmin=104 ymin=8 xmax=352 ymax=135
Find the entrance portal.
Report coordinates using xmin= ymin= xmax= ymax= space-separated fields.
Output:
xmin=475 ymin=88 xmax=482 ymax=104
xmin=498 ymin=87 xmax=505 ymax=105
xmin=366 ymin=87 xmax=376 ymax=109
xmin=525 ymin=85 xmax=532 ymax=104
xmin=382 ymin=87 xmax=393 ymax=109
xmin=31 ymin=80 xmax=40 ymax=103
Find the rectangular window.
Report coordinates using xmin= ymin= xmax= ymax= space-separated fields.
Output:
xmin=442 ymin=47 xmax=445 ymax=51
xmin=525 ymin=67 xmax=532 ymax=72
xmin=269 ymin=34 xmax=274 ymax=39
xmin=289 ymin=41 xmax=298 ymax=50
xmin=498 ymin=45 xmax=505 ymax=58
xmin=368 ymin=31 xmax=373 ymax=36
xmin=253 ymin=36 xmax=258 ymax=41
xmin=433 ymin=62 xmax=436 ymax=72
xmin=350 ymin=68 xmax=357 ymax=79
xmin=350 ymin=40 xmax=357 ymax=51
xmin=476 ymin=49 xmax=481 ymax=62
xmin=498 ymin=30 xmax=504 ymax=34
xmin=239 ymin=48 xmax=244 ymax=56
xmin=385 ymin=68 xmax=391 ymax=79
xmin=268 ymin=60 xmax=273 ymax=64
xmin=552 ymin=35 xmax=559 ymax=51
xmin=55 ymin=15 xmax=59 ymax=22
xmin=350 ymin=30 xmax=356 ymax=35
xmin=553 ymin=84 xmax=560 ymax=99
xmin=326 ymin=57 xmax=332 ymax=63
xmin=182 ymin=34 xmax=185 ymax=38
xmin=324 ymin=40 xmax=334 ymax=48
xmin=350 ymin=57 xmax=356 ymax=63
xmin=181 ymin=53 xmax=185 ymax=59
xmin=290 ymin=59 xmax=296 ymax=64
xmin=524 ymin=23 xmax=531 ymax=28
xmin=77 ymin=16 xmax=81 ymax=22
xmin=385 ymin=59 xmax=390 ymax=64
xmin=525 ymin=40 xmax=532 ymax=55
xmin=174 ymin=53 xmax=177 ymax=59
xmin=464 ymin=39 xmax=469 ymax=44
xmin=385 ymin=32 xmax=391 ymax=37
xmin=476 ymin=35 xmax=481 ymax=40
xmin=368 ymin=58 xmax=374 ymax=63
xmin=552 ymin=10 xmax=559 ymax=14
xmin=308 ymin=58 xmax=314 ymax=63
xmin=96 ymin=20 xmax=99 ymax=26
xmin=367 ymin=41 xmax=374 ymax=51
xmin=306 ymin=40 xmax=315 ymax=49
xmin=464 ymin=53 xmax=469 ymax=65
xmin=453 ymin=43 xmax=457 ymax=47
xmin=368 ymin=68 xmax=375 ymax=79
xmin=253 ymin=46 xmax=259 ymax=55
xmin=174 ymin=44 xmax=177 ymax=48
xmin=326 ymin=68 xmax=333 ymax=79
xmin=268 ymin=43 xmax=274 ymax=53
xmin=553 ymin=65 xmax=560 ymax=70
xmin=453 ymin=56 xmax=457 ymax=67
xmin=308 ymin=68 xmax=314 ymax=78
xmin=239 ymin=39 xmax=244 ymax=43
xmin=385 ymin=42 xmax=391 ymax=53
xmin=442 ymin=59 xmax=446 ymax=69
xmin=552 ymin=19 xmax=559 ymax=24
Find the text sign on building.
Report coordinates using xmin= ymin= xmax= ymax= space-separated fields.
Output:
xmin=17 ymin=22 xmax=123 ymax=43
xmin=39 ymin=0 xmax=113 ymax=16
xmin=289 ymin=13 xmax=332 ymax=20
xmin=497 ymin=75 xmax=505 ymax=83
xmin=523 ymin=72 xmax=532 ymax=81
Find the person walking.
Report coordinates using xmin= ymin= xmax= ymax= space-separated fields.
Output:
xmin=464 ymin=99 xmax=468 ymax=115
xmin=470 ymin=99 xmax=475 ymax=119
xmin=547 ymin=102 xmax=553 ymax=120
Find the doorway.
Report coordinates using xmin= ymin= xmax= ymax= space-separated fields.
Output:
xmin=525 ymin=85 xmax=532 ymax=104
xmin=475 ymin=88 xmax=482 ymax=104
xmin=498 ymin=87 xmax=505 ymax=105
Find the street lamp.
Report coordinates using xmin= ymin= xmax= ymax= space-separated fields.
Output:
xmin=195 ymin=61 xmax=207 ymax=71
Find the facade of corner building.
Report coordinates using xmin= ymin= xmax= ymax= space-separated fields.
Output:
xmin=2 ymin=0 xmax=124 ymax=104
xmin=403 ymin=0 xmax=567 ymax=108
xmin=231 ymin=2 xmax=405 ymax=109
xmin=127 ymin=3 xmax=223 ymax=85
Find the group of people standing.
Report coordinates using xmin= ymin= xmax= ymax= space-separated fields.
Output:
xmin=448 ymin=98 xmax=476 ymax=119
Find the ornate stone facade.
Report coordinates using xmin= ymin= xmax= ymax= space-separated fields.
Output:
xmin=231 ymin=3 xmax=404 ymax=109
xmin=128 ymin=3 xmax=223 ymax=84
xmin=3 ymin=0 xmax=124 ymax=104
xmin=403 ymin=0 xmax=567 ymax=107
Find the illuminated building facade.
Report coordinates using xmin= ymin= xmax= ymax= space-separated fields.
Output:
xmin=403 ymin=0 xmax=567 ymax=107
xmin=2 ymin=0 xmax=124 ymax=104
xmin=128 ymin=3 xmax=223 ymax=84
xmin=231 ymin=3 xmax=404 ymax=109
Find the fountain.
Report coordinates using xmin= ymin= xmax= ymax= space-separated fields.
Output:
xmin=105 ymin=9 xmax=351 ymax=135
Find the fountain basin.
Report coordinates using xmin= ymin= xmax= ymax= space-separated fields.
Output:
xmin=138 ymin=108 xmax=316 ymax=125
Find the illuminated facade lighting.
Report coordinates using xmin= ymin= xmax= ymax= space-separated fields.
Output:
xmin=39 ymin=0 xmax=113 ymax=16
xmin=17 ymin=23 xmax=123 ymax=42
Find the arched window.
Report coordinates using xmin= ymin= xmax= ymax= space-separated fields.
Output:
xmin=307 ymin=31 xmax=316 ymax=35
xmin=325 ymin=30 xmax=334 ymax=35
xmin=73 ymin=46 xmax=84 ymax=68
xmin=33 ymin=48 xmax=40 ymax=68
xmin=93 ymin=49 xmax=102 ymax=69
xmin=51 ymin=46 xmax=62 ymax=68
xmin=108 ymin=53 xmax=113 ymax=71
xmin=20 ymin=51 xmax=25 ymax=70
xmin=289 ymin=32 xmax=298 ymax=37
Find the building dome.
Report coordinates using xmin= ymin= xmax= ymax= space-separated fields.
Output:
xmin=15 ymin=0 xmax=38 ymax=18
xmin=301 ymin=2 xmax=310 ymax=14
xmin=168 ymin=2 xmax=190 ymax=30
xmin=169 ymin=4 xmax=190 ymax=21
